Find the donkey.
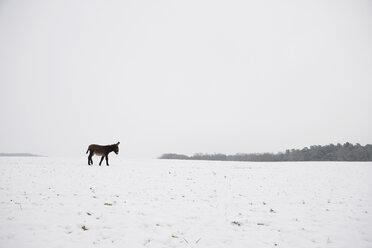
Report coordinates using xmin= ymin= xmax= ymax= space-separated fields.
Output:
xmin=86 ymin=142 xmax=120 ymax=166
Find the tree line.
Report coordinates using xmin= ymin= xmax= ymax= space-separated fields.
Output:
xmin=159 ymin=143 xmax=372 ymax=161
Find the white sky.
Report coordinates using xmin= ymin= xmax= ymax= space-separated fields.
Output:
xmin=0 ymin=0 xmax=371 ymax=158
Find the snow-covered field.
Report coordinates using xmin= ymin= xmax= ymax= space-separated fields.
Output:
xmin=0 ymin=157 xmax=371 ymax=248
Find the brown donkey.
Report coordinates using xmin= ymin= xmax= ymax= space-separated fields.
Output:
xmin=86 ymin=142 xmax=120 ymax=166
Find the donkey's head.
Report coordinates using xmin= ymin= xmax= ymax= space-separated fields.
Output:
xmin=114 ymin=142 xmax=120 ymax=154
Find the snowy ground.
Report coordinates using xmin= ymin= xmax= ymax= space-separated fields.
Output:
xmin=0 ymin=157 xmax=371 ymax=248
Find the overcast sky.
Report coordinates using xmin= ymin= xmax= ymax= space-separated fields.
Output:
xmin=0 ymin=0 xmax=371 ymax=158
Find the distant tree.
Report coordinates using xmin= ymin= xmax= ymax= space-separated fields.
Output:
xmin=159 ymin=143 xmax=372 ymax=162
xmin=159 ymin=153 xmax=189 ymax=160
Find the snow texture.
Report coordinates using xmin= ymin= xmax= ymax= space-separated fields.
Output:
xmin=0 ymin=157 xmax=371 ymax=248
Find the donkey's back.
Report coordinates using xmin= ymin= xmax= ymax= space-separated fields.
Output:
xmin=86 ymin=144 xmax=107 ymax=155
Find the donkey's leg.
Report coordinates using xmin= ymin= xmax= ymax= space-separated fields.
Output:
xmin=88 ymin=151 xmax=93 ymax=165
xmin=99 ymin=156 xmax=104 ymax=166
xmin=105 ymin=155 xmax=109 ymax=166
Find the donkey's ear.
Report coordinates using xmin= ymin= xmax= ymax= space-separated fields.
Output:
xmin=116 ymin=142 xmax=120 ymax=146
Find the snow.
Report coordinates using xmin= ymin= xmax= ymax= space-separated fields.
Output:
xmin=1 ymin=157 xmax=372 ymax=248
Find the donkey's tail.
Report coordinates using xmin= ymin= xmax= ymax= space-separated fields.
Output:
xmin=86 ymin=148 xmax=90 ymax=154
